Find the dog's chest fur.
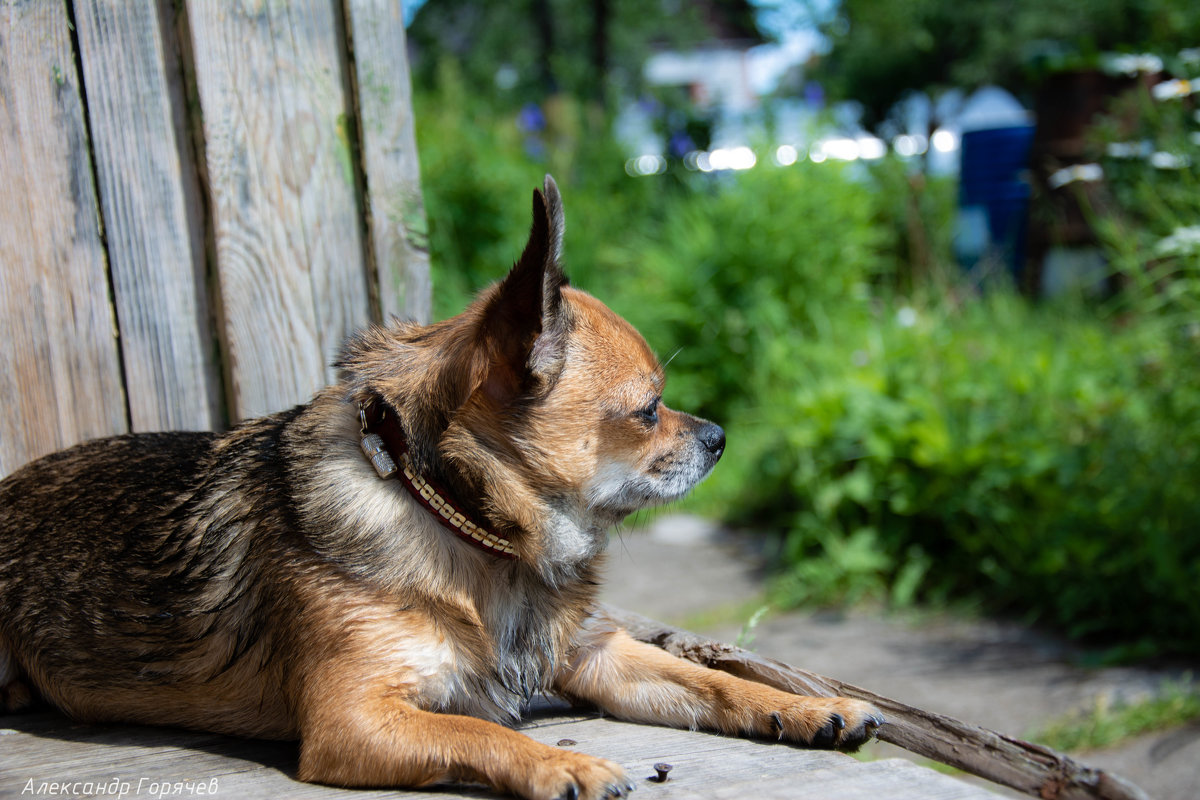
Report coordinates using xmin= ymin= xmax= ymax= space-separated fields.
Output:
xmin=307 ymin=521 xmax=595 ymax=724
xmin=428 ymin=579 xmax=586 ymax=722
xmin=283 ymin=395 xmax=602 ymax=723
xmin=313 ymin=570 xmax=584 ymax=724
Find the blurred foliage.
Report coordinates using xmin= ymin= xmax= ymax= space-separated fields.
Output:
xmin=414 ymin=64 xmax=667 ymax=320
xmin=813 ymin=0 xmax=1200 ymax=126
xmin=743 ymin=291 xmax=1200 ymax=656
xmin=413 ymin=66 xmax=540 ymax=320
xmin=406 ymin=0 xmax=763 ymax=110
xmin=413 ymin=73 xmax=1200 ymax=658
xmin=614 ymin=162 xmax=890 ymax=422
xmin=1087 ymin=81 xmax=1200 ymax=326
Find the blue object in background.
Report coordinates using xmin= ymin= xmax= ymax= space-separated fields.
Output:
xmin=955 ymin=88 xmax=1035 ymax=281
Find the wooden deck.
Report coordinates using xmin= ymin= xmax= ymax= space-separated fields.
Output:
xmin=1 ymin=699 xmax=1004 ymax=800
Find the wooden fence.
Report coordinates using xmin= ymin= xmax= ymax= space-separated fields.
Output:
xmin=0 ymin=0 xmax=430 ymax=479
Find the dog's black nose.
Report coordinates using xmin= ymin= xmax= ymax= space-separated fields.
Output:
xmin=699 ymin=423 xmax=725 ymax=457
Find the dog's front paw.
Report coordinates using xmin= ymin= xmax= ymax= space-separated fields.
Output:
xmin=519 ymin=749 xmax=634 ymax=800
xmin=765 ymin=696 xmax=883 ymax=752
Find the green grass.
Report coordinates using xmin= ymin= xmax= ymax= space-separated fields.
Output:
xmin=671 ymin=598 xmax=772 ymax=637
xmin=1031 ymin=678 xmax=1200 ymax=752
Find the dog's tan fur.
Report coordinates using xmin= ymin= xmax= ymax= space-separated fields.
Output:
xmin=0 ymin=177 xmax=880 ymax=800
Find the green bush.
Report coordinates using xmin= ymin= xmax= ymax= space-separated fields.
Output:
xmin=414 ymin=98 xmax=1200 ymax=657
xmin=612 ymin=163 xmax=890 ymax=423
xmin=413 ymin=69 xmax=544 ymax=320
xmin=414 ymin=71 xmax=666 ymax=319
xmin=744 ymin=294 xmax=1200 ymax=656
xmin=1089 ymin=80 xmax=1200 ymax=327
xmin=613 ymin=156 xmax=1200 ymax=656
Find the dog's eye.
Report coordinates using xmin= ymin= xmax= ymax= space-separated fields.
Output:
xmin=636 ymin=399 xmax=660 ymax=426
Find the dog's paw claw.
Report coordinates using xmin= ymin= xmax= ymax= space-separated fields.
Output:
xmin=811 ymin=718 xmax=839 ymax=748
xmin=833 ymin=707 xmax=884 ymax=752
xmin=764 ymin=698 xmax=882 ymax=752
xmin=809 ymin=711 xmax=848 ymax=748
xmin=531 ymin=749 xmax=628 ymax=800
xmin=603 ymin=780 xmax=635 ymax=798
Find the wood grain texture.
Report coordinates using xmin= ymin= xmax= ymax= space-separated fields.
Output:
xmin=0 ymin=0 xmax=127 ymax=479
xmin=0 ymin=703 xmax=1004 ymax=799
xmin=182 ymin=0 xmax=370 ymax=421
xmin=605 ymin=605 xmax=1152 ymax=800
xmin=343 ymin=0 xmax=431 ymax=325
xmin=72 ymin=0 xmax=221 ymax=433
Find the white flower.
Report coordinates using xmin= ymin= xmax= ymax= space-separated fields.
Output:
xmin=1150 ymin=151 xmax=1190 ymax=170
xmin=1104 ymin=53 xmax=1164 ymax=77
xmin=1152 ymin=78 xmax=1198 ymax=101
xmin=1155 ymin=226 xmax=1200 ymax=258
xmin=896 ymin=307 xmax=918 ymax=328
xmin=1048 ymin=163 xmax=1104 ymax=189
xmin=1106 ymin=141 xmax=1152 ymax=159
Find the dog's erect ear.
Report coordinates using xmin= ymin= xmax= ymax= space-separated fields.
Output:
xmin=506 ymin=174 xmax=567 ymax=325
xmin=482 ymin=175 xmax=571 ymax=400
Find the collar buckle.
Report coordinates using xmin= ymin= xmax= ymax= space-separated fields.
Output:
xmin=357 ymin=398 xmax=517 ymax=560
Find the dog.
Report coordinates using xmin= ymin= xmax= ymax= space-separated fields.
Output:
xmin=0 ymin=176 xmax=881 ymax=799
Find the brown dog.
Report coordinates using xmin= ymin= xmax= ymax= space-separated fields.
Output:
xmin=0 ymin=176 xmax=881 ymax=799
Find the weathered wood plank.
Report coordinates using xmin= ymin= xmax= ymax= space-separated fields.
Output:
xmin=343 ymin=0 xmax=431 ymax=324
xmin=0 ymin=0 xmax=128 ymax=479
xmin=644 ymin=759 xmax=1007 ymax=800
xmin=0 ymin=705 xmax=1004 ymax=800
xmin=606 ymin=605 xmax=1152 ymax=800
xmin=521 ymin=713 xmax=1003 ymax=800
xmin=181 ymin=0 xmax=371 ymax=421
xmin=273 ymin=0 xmax=373 ymax=372
xmin=72 ymin=0 xmax=222 ymax=433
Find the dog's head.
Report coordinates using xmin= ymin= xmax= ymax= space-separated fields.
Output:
xmin=341 ymin=176 xmax=723 ymax=571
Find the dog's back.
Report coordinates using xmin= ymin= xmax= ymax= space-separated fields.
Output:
xmin=0 ymin=414 xmax=301 ymax=735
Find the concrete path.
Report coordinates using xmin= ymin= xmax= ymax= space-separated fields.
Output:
xmin=601 ymin=515 xmax=1200 ymax=800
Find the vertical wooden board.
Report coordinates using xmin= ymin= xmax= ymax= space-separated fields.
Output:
xmin=182 ymin=0 xmax=370 ymax=421
xmin=274 ymin=0 xmax=373 ymax=377
xmin=73 ymin=0 xmax=222 ymax=433
xmin=344 ymin=0 xmax=431 ymax=324
xmin=0 ymin=0 xmax=128 ymax=479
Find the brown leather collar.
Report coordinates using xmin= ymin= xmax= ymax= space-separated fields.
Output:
xmin=358 ymin=399 xmax=516 ymax=560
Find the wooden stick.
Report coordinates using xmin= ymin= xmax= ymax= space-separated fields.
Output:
xmin=600 ymin=604 xmax=1150 ymax=800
